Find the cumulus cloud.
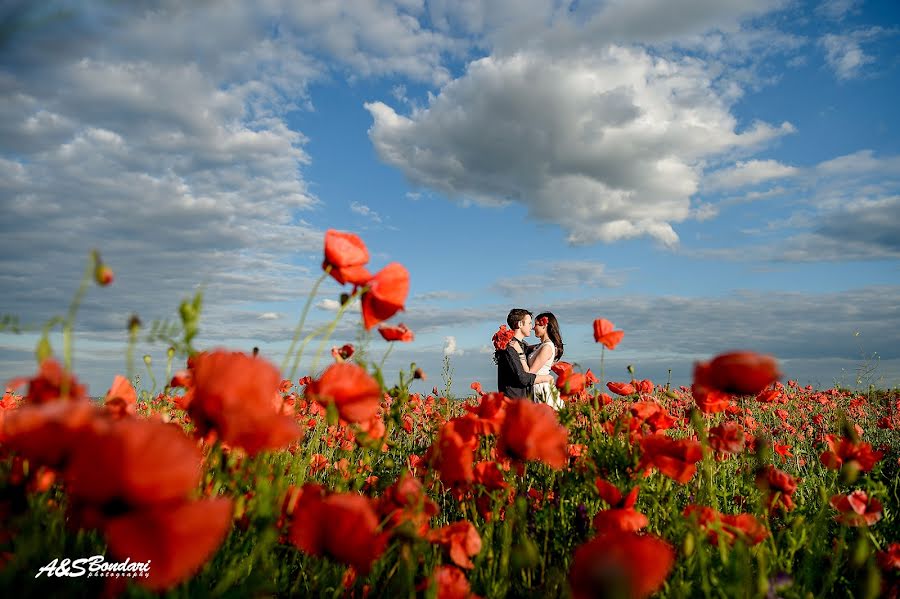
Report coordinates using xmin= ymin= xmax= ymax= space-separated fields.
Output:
xmin=350 ymin=201 xmax=383 ymax=223
xmin=443 ymin=336 xmax=463 ymax=356
xmin=367 ymin=47 xmax=793 ymax=247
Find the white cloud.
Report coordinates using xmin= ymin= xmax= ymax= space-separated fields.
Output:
xmin=819 ymin=28 xmax=887 ymax=80
xmin=493 ymin=261 xmax=624 ymax=298
xmin=350 ymin=201 xmax=383 ymax=223
xmin=816 ymin=0 xmax=863 ymax=21
xmin=367 ymin=47 xmax=793 ymax=246
xmin=443 ymin=336 xmax=464 ymax=356
xmin=704 ymin=159 xmax=799 ymax=191
xmin=258 ymin=312 xmax=280 ymax=320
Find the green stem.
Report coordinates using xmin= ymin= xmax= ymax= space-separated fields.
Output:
xmin=310 ymin=289 xmax=363 ymax=373
xmin=281 ymin=270 xmax=330 ymax=375
xmin=288 ymin=320 xmax=340 ymax=382
xmin=379 ymin=342 xmax=395 ymax=371
xmin=600 ymin=346 xmax=606 ymax=386
xmin=60 ymin=258 xmax=94 ymax=398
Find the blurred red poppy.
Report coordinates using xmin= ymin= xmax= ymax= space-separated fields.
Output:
xmin=755 ymin=465 xmax=798 ymax=512
xmin=694 ymin=351 xmax=780 ymax=396
xmin=9 ymin=359 xmax=89 ymax=404
xmin=322 ymin=229 xmax=371 ymax=285
xmin=569 ymin=532 xmax=674 ymax=599
xmin=819 ymin=434 xmax=883 ymax=472
xmin=103 ymin=497 xmax=233 ymax=591
xmin=593 ymin=319 xmax=624 ymax=350
xmin=305 ymin=363 xmax=382 ymax=424
xmin=104 ymin=375 xmax=137 ymax=419
xmin=498 ymin=400 xmax=568 ymax=469
xmin=592 ymin=484 xmax=649 ymax=534
xmin=65 ymin=417 xmax=201 ymax=508
xmin=378 ymin=471 xmax=438 ymax=536
xmin=361 ymin=263 xmax=409 ymax=330
xmin=708 ymin=421 xmax=746 ymax=454
xmin=428 ymin=419 xmax=477 ymax=485
xmin=692 ymin=384 xmax=731 ymax=414
xmin=289 ymin=485 xmax=387 ymax=574
xmin=462 ymin=392 xmax=509 ymax=435
xmin=607 ymin=381 xmax=636 ymax=397
xmin=379 ymin=323 xmax=414 ymax=342
xmin=425 ymin=565 xmax=477 ymax=599
xmin=637 ymin=434 xmax=703 ymax=484
xmin=830 ymin=490 xmax=883 ymax=526
xmin=188 ymin=350 xmax=300 ymax=455
xmin=0 ymin=400 xmax=99 ymax=468
xmin=429 ymin=521 xmax=483 ymax=569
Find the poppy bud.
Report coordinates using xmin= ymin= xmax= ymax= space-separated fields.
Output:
xmin=94 ymin=263 xmax=114 ymax=286
xmin=840 ymin=460 xmax=861 ymax=485
xmin=143 ymin=354 xmax=152 ymax=366
xmin=682 ymin=531 xmax=695 ymax=557
xmin=510 ymin=536 xmax=540 ymax=570
xmin=128 ymin=314 xmax=142 ymax=332
xmin=414 ymin=368 xmax=426 ymax=380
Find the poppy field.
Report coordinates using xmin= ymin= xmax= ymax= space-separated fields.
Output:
xmin=0 ymin=232 xmax=898 ymax=598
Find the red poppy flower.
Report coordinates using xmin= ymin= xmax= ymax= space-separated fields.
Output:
xmin=584 ymin=369 xmax=599 ymax=386
xmin=629 ymin=401 xmax=676 ymax=433
xmin=830 ymin=490 xmax=883 ymax=527
xmin=378 ymin=471 xmax=438 ymax=536
xmin=305 ymin=363 xmax=382 ymax=424
xmin=470 ymin=381 xmax=485 ymax=396
xmin=0 ymin=400 xmax=100 ymax=468
xmin=551 ymin=361 xmax=573 ymax=377
xmin=569 ymin=532 xmax=675 ymax=599
xmin=606 ymin=381 xmax=636 ymax=397
xmin=635 ymin=379 xmax=654 ymax=394
xmin=637 ymin=434 xmax=703 ymax=484
xmin=497 ymin=400 xmax=568 ymax=469
xmin=9 ymin=359 xmax=89 ymax=404
xmin=692 ymin=384 xmax=731 ymax=414
xmin=428 ymin=419 xmax=477 ymax=485
xmin=755 ymin=465 xmax=798 ymax=512
xmin=361 ymin=263 xmax=409 ymax=330
xmin=557 ymin=369 xmax=586 ymax=395
xmin=104 ymin=375 xmax=137 ymax=419
xmin=819 ymin=434 xmax=883 ymax=472
xmin=322 ymin=229 xmax=371 ymax=285
xmin=593 ymin=319 xmax=624 ymax=350
xmin=379 ymin=323 xmax=414 ymax=342
xmin=756 ymin=388 xmax=782 ymax=403
xmin=65 ymin=418 xmax=201 ymax=508
xmin=188 ymin=350 xmax=300 ymax=455
xmin=491 ymin=325 xmax=515 ymax=351
xmin=331 ymin=343 xmax=355 ymax=362
xmin=103 ymin=497 xmax=233 ymax=591
xmin=683 ymin=505 xmax=768 ymax=547
xmin=535 ymin=316 xmax=549 ymax=327
xmin=877 ymin=542 xmax=900 ymax=571
xmin=708 ymin=421 xmax=746 ymax=454
xmin=428 ymin=521 xmax=483 ymax=569
xmin=289 ymin=485 xmax=387 ymax=574
xmin=424 ymin=566 xmax=477 ymax=599
xmin=592 ymin=484 xmax=649 ymax=534
xmin=693 ymin=351 xmax=781 ymax=396
xmin=462 ymin=392 xmax=509 ymax=435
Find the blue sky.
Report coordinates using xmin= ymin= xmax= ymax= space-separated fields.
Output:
xmin=0 ymin=0 xmax=898 ymax=398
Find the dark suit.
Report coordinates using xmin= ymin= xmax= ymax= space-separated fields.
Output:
xmin=497 ymin=338 xmax=537 ymax=399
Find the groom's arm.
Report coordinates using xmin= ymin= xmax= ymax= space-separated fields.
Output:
xmin=503 ymin=341 xmax=536 ymax=387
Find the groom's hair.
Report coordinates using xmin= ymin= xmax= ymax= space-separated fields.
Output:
xmin=507 ymin=308 xmax=532 ymax=329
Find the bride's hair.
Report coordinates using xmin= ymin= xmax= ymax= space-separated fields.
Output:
xmin=536 ymin=312 xmax=564 ymax=361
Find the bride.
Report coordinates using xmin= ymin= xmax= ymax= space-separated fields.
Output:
xmin=520 ymin=312 xmax=565 ymax=410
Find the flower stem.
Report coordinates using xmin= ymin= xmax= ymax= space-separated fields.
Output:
xmin=281 ymin=270 xmax=330 ymax=374
xmin=61 ymin=256 xmax=94 ymax=383
xmin=379 ymin=342 xmax=394 ymax=371
xmin=310 ymin=289 xmax=363 ymax=373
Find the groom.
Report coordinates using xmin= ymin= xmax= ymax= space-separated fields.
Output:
xmin=497 ymin=308 xmax=552 ymax=399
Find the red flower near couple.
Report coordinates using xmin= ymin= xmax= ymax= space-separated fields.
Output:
xmin=593 ymin=318 xmax=624 ymax=350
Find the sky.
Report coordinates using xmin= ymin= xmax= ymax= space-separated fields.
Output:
xmin=1 ymin=0 xmax=898 ymax=399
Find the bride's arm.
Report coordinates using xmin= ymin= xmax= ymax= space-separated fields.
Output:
xmin=522 ymin=344 xmax=553 ymax=374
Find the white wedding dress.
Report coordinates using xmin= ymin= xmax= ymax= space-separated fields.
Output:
xmin=530 ymin=341 xmax=563 ymax=410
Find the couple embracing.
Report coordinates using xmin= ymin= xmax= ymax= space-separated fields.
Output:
xmin=495 ymin=308 xmax=565 ymax=410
